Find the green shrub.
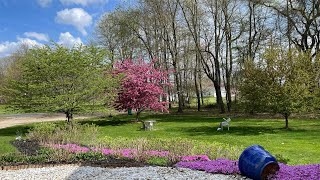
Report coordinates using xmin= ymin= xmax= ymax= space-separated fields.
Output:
xmin=27 ymin=122 xmax=98 ymax=146
xmin=27 ymin=122 xmax=57 ymax=144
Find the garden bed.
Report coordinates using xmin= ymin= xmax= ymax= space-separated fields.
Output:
xmin=1 ymin=139 xmax=146 ymax=169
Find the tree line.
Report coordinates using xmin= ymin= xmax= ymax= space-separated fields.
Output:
xmin=95 ymin=0 xmax=320 ymax=114
xmin=0 ymin=0 xmax=320 ymax=128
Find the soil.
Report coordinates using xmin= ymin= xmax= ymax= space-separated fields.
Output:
xmin=10 ymin=140 xmax=41 ymax=156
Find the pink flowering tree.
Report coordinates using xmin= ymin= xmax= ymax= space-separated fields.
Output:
xmin=113 ymin=59 xmax=170 ymax=121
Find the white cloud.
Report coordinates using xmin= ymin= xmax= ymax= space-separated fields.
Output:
xmin=58 ymin=32 xmax=83 ymax=48
xmin=24 ymin=32 xmax=49 ymax=42
xmin=60 ymin=0 xmax=108 ymax=6
xmin=37 ymin=0 xmax=52 ymax=7
xmin=0 ymin=38 xmax=42 ymax=58
xmin=16 ymin=37 xmax=42 ymax=47
xmin=55 ymin=8 xmax=92 ymax=36
xmin=0 ymin=41 xmax=20 ymax=58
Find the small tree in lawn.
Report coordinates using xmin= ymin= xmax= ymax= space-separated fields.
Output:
xmin=113 ymin=59 xmax=170 ymax=121
xmin=1 ymin=44 xmax=117 ymax=122
xmin=240 ymin=48 xmax=317 ymax=129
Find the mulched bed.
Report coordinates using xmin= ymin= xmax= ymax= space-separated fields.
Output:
xmin=3 ymin=140 xmax=146 ymax=170
xmin=11 ymin=140 xmax=41 ymax=156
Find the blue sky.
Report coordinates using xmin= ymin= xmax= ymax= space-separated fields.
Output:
xmin=0 ymin=0 xmax=134 ymax=57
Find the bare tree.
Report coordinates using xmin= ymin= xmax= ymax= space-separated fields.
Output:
xmin=263 ymin=0 xmax=320 ymax=57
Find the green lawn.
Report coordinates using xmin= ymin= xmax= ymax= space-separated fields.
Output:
xmin=0 ymin=125 xmax=32 ymax=154
xmin=0 ymin=110 xmax=319 ymax=165
xmin=0 ymin=105 xmax=9 ymax=114
xmin=189 ymin=96 xmax=216 ymax=106
xmin=0 ymin=104 xmax=23 ymax=114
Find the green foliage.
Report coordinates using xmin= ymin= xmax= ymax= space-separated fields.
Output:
xmin=27 ymin=122 xmax=57 ymax=143
xmin=70 ymin=151 xmax=105 ymax=162
xmin=27 ymin=122 xmax=99 ymax=145
xmin=0 ymin=111 xmax=319 ymax=165
xmin=146 ymin=157 xmax=170 ymax=166
xmin=100 ymin=136 xmax=241 ymax=161
xmin=275 ymin=154 xmax=290 ymax=164
xmin=1 ymin=44 xmax=118 ymax=120
xmin=239 ymin=48 xmax=319 ymax=127
xmin=0 ymin=147 xmax=104 ymax=165
xmin=0 ymin=152 xmax=48 ymax=165
xmin=0 ymin=153 xmax=24 ymax=164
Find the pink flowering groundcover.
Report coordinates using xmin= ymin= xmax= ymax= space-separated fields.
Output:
xmin=49 ymin=144 xmax=320 ymax=179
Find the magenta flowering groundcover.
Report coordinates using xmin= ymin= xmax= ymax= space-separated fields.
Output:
xmin=175 ymin=159 xmax=320 ymax=180
xmin=48 ymin=143 xmax=205 ymax=160
xmin=48 ymin=144 xmax=320 ymax=179
xmin=272 ymin=163 xmax=320 ymax=180
xmin=175 ymin=159 xmax=240 ymax=175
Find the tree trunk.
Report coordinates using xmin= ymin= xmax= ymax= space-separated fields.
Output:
xmin=168 ymin=89 xmax=172 ymax=109
xmin=65 ymin=110 xmax=73 ymax=122
xmin=284 ymin=113 xmax=289 ymax=129
xmin=226 ymin=78 xmax=232 ymax=112
xmin=174 ymin=69 xmax=183 ymax=113
xmin=199 ymin=72 xmax=204 ymax=105
xmin=213 ymin=80 xmax=225 ymax=113
xmin=136 ymin=110 xmax=141 ymax=122
xmin=194 ymin=60 xmax=201 ymax=111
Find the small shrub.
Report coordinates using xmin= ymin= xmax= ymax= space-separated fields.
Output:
xmin=27 ymin=122 xmax=98 ymax=146
xmin=27 ymin=122 xmax=57 ymax=144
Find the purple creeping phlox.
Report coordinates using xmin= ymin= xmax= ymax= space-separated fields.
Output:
xmin=100 ymin=148 xmax=114 ymax=155
xmin=179 ymin=155 xmax=210 ymax=162
xmin=176 ymin=159 xmax=240 ymax=175
xmin=46 ymin=144 xmax=320 ymax=179
xmin=176 ymin=159 xmax=320 ymax=179
xmin=270 ymin=163 xmax=320 ymax=180
xmin=119 ymin=149 xmax=138 ymax=158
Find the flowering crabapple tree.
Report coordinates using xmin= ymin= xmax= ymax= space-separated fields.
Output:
xmin=113 ymin=59 xmax=171 ymax=121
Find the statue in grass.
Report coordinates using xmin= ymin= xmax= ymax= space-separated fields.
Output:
xmin=217 ymin=117 xmax=231 ymax=131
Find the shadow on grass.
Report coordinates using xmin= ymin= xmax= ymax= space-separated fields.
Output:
xmin=79 ymin=119 xmax=130 ymax=126
xmin=178 ymin=125 xmax=316 ymax=137
xmin=0 ymin=126 xmax=31 ymax=137
xmin=79 ymin=114 xmax=135 ymax=127
xmin=143 ymin=113 xmax=223 ymax=123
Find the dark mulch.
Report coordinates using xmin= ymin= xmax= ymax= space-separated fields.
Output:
xmin=11 ymin=139 xmax=41 ymax=156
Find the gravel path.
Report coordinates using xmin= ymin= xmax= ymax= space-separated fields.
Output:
xmin=0 ymin=113 xmax=94 ymax=129
xmin=0 ymin=165 xmax=246 ymax=180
